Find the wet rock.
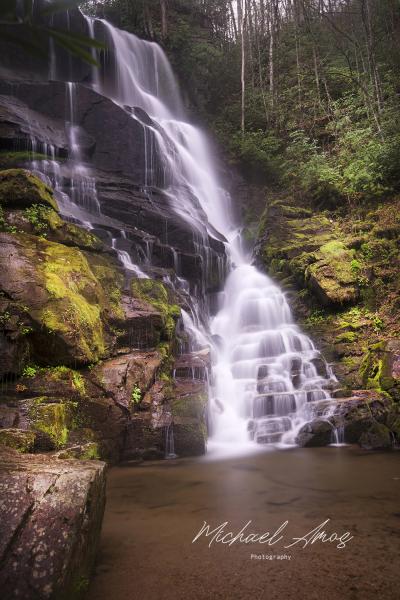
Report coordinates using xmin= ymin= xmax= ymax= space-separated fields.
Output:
xmin=359 ymin=423 xmax=393 ymax=450
xmin=91 ymin=351 xmax=162 ymax=410
xmin=0 ymin=448 xmax=105 ymax=599
xmin=173 ymin=349 xmax=210 ymax=380
xmin=296 ymin=419 xmax=334 ymax=447
xmin=171 ymin=380 xmax=207 ymax=456
xmin=0 ymin=96 xmax=69 ymax=157
xmin=310 ymin=356 xmax=328 ymax=378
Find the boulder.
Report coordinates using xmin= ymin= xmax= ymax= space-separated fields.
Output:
xmin=0 ymin=168 xmax=58 ymax=210
xmin=0 ymin=448 xmax=106 ymax=599
xmin=359 ymin=423 xmax=393 ymax=450
xmin=296 ymin=419 xmax=333 ymax=447
xmin=0 ymin=229 xmax=125 ymax=371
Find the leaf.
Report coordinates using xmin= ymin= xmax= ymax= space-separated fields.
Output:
xmin=47 ymin=28 xmax=99 ymax=65
xmin=49 ymin=27 xmax=105 ymax=49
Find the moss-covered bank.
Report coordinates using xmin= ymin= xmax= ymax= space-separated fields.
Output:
xmin=256 ymin=191 xmax=400 ymax=444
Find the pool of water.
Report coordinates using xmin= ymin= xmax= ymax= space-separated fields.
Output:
xmin=87 ymin=447 xmax=400 ymax=600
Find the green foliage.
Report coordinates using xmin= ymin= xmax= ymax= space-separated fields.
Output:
xmin=22 ymin=365 xmax=38 ymax=378
xmin=372 ymin=315 xmax=384 ymax=332
xmin=131 ymin=385 xmax=141 ymax=406
xmin=24 ymin=203 xmax=50 ymax=235
xmin=229 ymin=130 xmax=282 ymax=180
xmin=305 ymin=309 xmax=327 ymax=327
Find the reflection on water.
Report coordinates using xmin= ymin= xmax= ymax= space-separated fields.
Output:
xmin=88 ymin=448 xmax=400 ymax=600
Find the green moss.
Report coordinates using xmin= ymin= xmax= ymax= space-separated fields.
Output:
xmin=130 ymin=385 xmax=142 ymax=407
xmin=37 ymin=241 xmax=106 ymax=362
xmin=29 ymin=399 xmax=73 ymax=448
xmin=319 ymin=240 xmax=347 ymax=255
xmin=0 ymin=169 xmax=58 ymax=210
xmin=85 ymin=253 xmax=125 ymax=319
xmin=58 ymin=442 xmax=100 ymax=460
xmin=335 ymin=331 xmax=358 ymax=343
xmin=131 ymin=279 xmax=181 ymax=340
xmin=0 ymin=151 xmax=51 ymax=168
xmin=0 ymin=429 xmax=36 ymax=453
xmin=360 ymin=342 xmax=394 ymax=392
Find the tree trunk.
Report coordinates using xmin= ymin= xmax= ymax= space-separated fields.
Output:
xmin=238 ymin=0 xmax=246 ymax=133
xmin=160 ymin=0 xmax=167 ymax=39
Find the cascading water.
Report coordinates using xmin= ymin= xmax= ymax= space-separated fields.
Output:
xmin=28 ymin=13 xmax=339 ymax=454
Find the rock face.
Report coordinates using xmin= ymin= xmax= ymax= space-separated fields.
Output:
xmin=295 ymin=391 xmax=400 ymax=448
xmin=0 ymin=170 xmax=208 ymax=462
xmin=0 ymin=448 xmax=106 ymax=599
xmin=0 ymin=80 xmax=227 ymax=296
xmin=256 ymin=191 xmax=400 ymax=448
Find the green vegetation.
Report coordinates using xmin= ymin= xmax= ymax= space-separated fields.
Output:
xmin=22 ymin=365 xmax=38 ymax=378
xmin=130 ymin=385 xmax=142 ymax=406
xmin=28 ymin=399 xmax=74 ymax=449
xmin=96 ymin=1 xmax=400 ymax=206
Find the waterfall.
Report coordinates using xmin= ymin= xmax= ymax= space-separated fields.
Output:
xmin=36 ymin=15 xmax=338 ymax=454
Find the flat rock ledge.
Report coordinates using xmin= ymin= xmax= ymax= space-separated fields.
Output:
xmin=0 ymin=449 xmax=106 ymax=599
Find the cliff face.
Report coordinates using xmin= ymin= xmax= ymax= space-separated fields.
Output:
xmin=255 ymin=191 xmax=400 ymax=448
xmin=0 ymin=169 xmax=209 ymax=461
xmin=0 ymin=6 xmax=220 ymax=463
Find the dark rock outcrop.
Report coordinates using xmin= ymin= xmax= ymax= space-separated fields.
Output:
xmin=0 ymin=448 xmax=106 ymax=599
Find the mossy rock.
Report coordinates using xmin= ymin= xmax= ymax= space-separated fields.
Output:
xmin=26 ymin=238 xmax=111 ymax=364
xmin=0 ymin=428 xmax=36 ymax=453
xmin=359 ymin=422 xmax=392 ymax=450
xmin=0 ymin=169 xmax=58 ymax=211
xmin=360 ymin=342 xmax=395 ymax=392
xmin=56 ymin=442 xmax=100 ymax=460
xmin=28 ymin=399 xmax=76 ymax=449
xmin=131 ymin=279 xmax=181 ymax=340
xmin=306 ymin=241 xmax=359 ymax=306
xmin=0 ymin=151 xmax=50 ymax=169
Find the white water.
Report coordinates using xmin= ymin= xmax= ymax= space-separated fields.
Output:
xmin=33 ymin=15 xmax=339 ymax=454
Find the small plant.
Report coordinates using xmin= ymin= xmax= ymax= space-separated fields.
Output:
xmin=20 ymin=326 xmax=33 ymax=335
xmin=350 ymin=259 xmax=361 ymax=273
xmin=361 ymin=243 xmax=374 ymax=260
xmin=305 ymin=309 xmax=327 ymax=326
xmin=0 ymin=311 xmax=11 ymax=326
xmin=372 ymin=315 xmax=384 ymax=332
xmin=131 ymin=385 xmax=142 ymax=406
xmin=24 ymin=204 xmax=49 ymax=235
xmin=22 ymin=365 xmax=38 ymax=378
